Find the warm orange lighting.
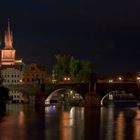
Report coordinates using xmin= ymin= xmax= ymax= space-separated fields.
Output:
xmin=60 ymin=111 xmax=74 ymax=140
xmin=15 ymin=59 xmax=22 ymax=63
xmin=4 ymin=20 xmax=13 ymax=49
xmin=109 ymin=79 xmax=113 ymax=83
xmin=134 ymin=110 xmax=140 ymax=140
xmin=116 ymin=112 xmax=125 ymax=140
xmin=137 ymin=77 xmax=140 ymax=81
xmin=118 ymin=77 xmax=122 ymax=81
xmin=64 ymin=77 xmax=67 ymax=81
xmin=67 ymin=77 xmax=70 ymax=80
xmin=18 ymin=111 xmax=25 ymax=127
xmin=1 ymin=21 xmax=16 ymax=65
xmin=64 ymin=77 xmax=70 ymax=81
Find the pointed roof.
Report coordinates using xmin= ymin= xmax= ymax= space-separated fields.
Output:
xmin=4 ymin=19 xmax=13 ymax=49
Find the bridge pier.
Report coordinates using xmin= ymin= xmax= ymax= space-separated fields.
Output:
xmin=84 ymin=83 xmax=101 ymax=107
xmin=84 ymin=92 xmax=101 ymax=107
xmin=35 ymin=84 xmax=46 ymax=109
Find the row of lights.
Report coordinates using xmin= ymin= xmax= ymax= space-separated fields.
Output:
xmin=63 ymin=77 xmax=71 ymax=83
xmin=63 ymin=76 xmax=140 ymax=83
xmin=108 ymin=76 xmax=122 ymax=83
xmin=108 ymin=76 xmax=140 ymax=83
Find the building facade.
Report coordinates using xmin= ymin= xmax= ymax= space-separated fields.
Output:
xmin=0 ymin=21 xmax=27 ymax=103
xmin=1 ymin=21 xmax=16 ymax=65
xmin=0 ymin=21 xmax=48 ymax=104
xmin=1 ymin=67 xmax=23 ymax=85
xmin=22 ymin=63 xmax=47 ymax=85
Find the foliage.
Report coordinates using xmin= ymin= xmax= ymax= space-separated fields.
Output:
xmin=54 ymin=54 xmax=93 ymax=83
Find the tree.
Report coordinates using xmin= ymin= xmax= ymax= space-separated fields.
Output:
xmin=54 ymin=54 xmax=94 ymax=83
xmin=54 ymin=54 xmax=71 ymax=81
xmin=80 ymin=60 xmax=93 ymax=82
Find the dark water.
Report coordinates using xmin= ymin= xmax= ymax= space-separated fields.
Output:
xmin=0 ymin=104 xmax=140 ymax=140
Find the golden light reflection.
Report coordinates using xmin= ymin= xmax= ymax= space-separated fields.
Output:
xmin=18 ymin=111 xmax=25 ymax=127
xmin=134 ymin=110 xmax=140 ymax=140
xmin=61 ymin=111 xmax=72 ymax=140
xmin=115 ymin=112 xmax=125 ymax=140
xmin=106 ymin=105 xmax=114 ymax=140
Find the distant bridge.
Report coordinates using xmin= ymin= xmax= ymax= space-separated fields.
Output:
xmin=7 ymin=81 xmax=140 ymax=106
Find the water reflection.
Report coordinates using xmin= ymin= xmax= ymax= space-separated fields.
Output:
xmin=134 ymin=109 xmax=140 ymax=140
xmin=100 ymin=104 xmax=140 ymax=140
xmin=61 ymin=111 xmax=72 ymax=140
xmin=59 ymin=107 xmax=84 ymax=140
xmin=1 ymin=104 xmax=140 ymax=140
xmin=100 ymin=104 xmax=115 ymax=140
xmin=0 ymin=104 xmax=27 ymax=140
xmin=84 ymin=108 xmax=100 ymax=140
xmin=116 ymin=112 xmax=125 ymax=140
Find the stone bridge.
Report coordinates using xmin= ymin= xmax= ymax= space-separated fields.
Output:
xmin=7 ymin=82 xmax=140 ymax=107
xmin=96 ymin=82 xmax=140 ymax=98
xmin=44 ymin=82 xmax=140 ymax=98
xmin=35 ymin=82 xmax=140 ymax=107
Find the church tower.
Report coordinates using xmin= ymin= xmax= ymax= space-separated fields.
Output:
xmin=1 ymin=20 xmax=16 ymax=65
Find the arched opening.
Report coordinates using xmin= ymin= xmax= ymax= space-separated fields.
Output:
xmin=100 ymin=90 xmax=138 ymax=106
xmin=45 ymin=88 xmax=83 ymax=107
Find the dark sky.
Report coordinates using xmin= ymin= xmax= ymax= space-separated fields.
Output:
xmin=0 ymin=0 xmax=140 ymax=75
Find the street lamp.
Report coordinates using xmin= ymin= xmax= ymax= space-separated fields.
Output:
xmin=137 ymin=76 xmax=140 ymax=82
xmin=109 ymin=79 xmax=113 ymax=83
xmin=63 ymin=76 xmax=71 ymax=83
xmin=67 ymin=77 xmax=70 ymax=81
xmin=118 ymin=76 xmax=122 ymax=81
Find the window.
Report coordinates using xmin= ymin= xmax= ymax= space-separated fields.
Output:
xmin=31 ymin=66 xmax=35 ymax=71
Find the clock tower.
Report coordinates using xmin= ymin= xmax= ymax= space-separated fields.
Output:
xmin=1 ymin=21 xmax=16 ymax=65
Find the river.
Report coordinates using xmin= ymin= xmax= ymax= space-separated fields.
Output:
xmin=0 ymin=104 xmax=140 ymax=140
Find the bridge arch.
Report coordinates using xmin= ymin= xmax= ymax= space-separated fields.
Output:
xmin=97 ymin=83 xmax=140 ymax=98
xmin=45 ymin=87 xmax=84 ymax=106
xmin=100 ymin=90 xmax=138 ymax=106
xmin=45 ymin=88 xmax=65 ymax=105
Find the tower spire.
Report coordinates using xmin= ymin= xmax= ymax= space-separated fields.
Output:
xmin=4 ymin=19 xmax=13 ymax=49
xmin=7 ymin=18 xmax=11 ymax=36
xmin=1 ymin=20 xmax=16 ymax=65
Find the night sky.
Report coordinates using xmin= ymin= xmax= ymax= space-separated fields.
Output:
xmin=0 ymin=0 xmax=140 ymax=75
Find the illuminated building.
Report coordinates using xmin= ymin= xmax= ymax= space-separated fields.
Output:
xmin=22 ymin=63 xmax=47 ymax=85
xmin=1 ymin=68 xmax=23 ymax=85
xmin=1 ymin=20 xmax=16 ymax=65
xmin=0 ymin=21 xmax=24 ymax=72
xmin=0 ymin=21 xmax=48 ymax=86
